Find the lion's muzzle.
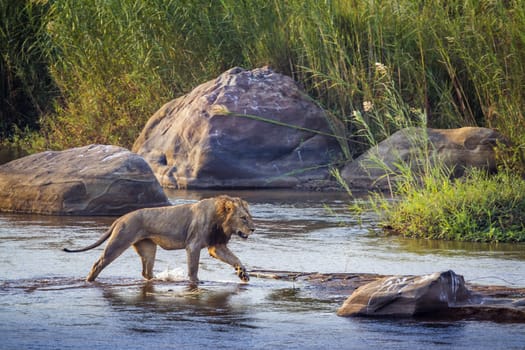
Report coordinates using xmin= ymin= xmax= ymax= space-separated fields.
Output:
xmin=237 ymin=231 xmax=250 ymax=239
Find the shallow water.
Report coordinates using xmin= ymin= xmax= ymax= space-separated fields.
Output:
xmin=1 ymin=190 xmax=524 ymax=349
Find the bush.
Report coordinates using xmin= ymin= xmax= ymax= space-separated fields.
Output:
xmin=376 ymin=169 xmax=525 ymax=243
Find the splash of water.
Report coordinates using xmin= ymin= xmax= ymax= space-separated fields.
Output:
xmin=155 ymin=266 xmax=185 ymax=281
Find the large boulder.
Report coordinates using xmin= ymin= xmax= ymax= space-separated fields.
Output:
xmin=342 ymin=127 xmax=508 ymax=191
xmin=337 ymin=270 xmax=475 ymax=317
xmin=132 ymin=66 xmax=343 ymax=189
xmin=0 ymin=144 xmax=169 ymax=215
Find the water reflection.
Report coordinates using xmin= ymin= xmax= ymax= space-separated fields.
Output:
xmin=0 ymin=145 xmax=27 ymax=165
xmin=100 ymin=281 xmax=255 ymax=329
xmin=164 ymin=188 xmax=352 ymax=207
xmin=265 ymin=287 xmax=335 ymax=312
xmin=395 ymin=236 xmax=525 ymax=259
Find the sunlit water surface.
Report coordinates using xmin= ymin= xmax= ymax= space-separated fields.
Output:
xmin=1 ymin=190 xmax=524 ymax=349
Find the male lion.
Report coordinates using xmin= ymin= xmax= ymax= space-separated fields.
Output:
xmin=63 ymin=195 xmax=255 ymax=283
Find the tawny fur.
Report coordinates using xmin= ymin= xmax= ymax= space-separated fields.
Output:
xmin=64 ymin=195 xmax=255 ymax=283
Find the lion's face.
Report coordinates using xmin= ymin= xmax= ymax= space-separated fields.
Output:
xmin=219 ymin=196 xmax=255 ymax=239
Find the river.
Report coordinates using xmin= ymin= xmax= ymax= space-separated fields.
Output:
xmin=1 ymin=190 xmax=524 ymax=349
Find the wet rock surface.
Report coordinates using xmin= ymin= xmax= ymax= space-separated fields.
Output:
xmin=251 ymin=269 xmax=525 ymax=323
xmin=336 ymin=270 xmax=475 ymax=317
xmin=0 ymin=144 xmax=169 ymax=215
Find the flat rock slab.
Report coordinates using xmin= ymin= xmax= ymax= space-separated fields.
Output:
xmin=251 ymin=269 xmax=525 ymax=323
xmin=0 ymin=144 xmax=169 ymax=215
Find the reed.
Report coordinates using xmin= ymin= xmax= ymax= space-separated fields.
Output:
xmin=2 ymin=0 xmax=525 ymax=158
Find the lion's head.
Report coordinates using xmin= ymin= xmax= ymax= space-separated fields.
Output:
xmin=216 ymin=195 xmax=255 ymax=240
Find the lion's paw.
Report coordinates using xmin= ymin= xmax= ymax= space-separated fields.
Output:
xmin=236 ymin=266 xmax=250 ymax=282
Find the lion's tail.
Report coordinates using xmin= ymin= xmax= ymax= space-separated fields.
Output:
xmin=63 ymin=221 xmax=117 ymax=253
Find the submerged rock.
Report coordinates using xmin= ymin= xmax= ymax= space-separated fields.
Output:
xmin=342 ymin=127 xmax=509 ymax=191
xmin=251 ymin=269 xmax=525 ymax=322
xmin=133 ymin=66 xmax=343 ymax=189
xmin=0 ymin=144 xmax=169 ymax=215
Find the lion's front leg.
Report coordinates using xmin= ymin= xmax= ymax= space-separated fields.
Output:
xmin=208 ymin=245 xmax=249 ymax=282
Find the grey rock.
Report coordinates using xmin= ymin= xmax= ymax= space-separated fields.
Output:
xmin=133 ymin=66 xmax=343 ymax=189
xmin=337 ymin=270 xmax=474 ymax=317
xmin=342 ymin=127 xmax=508 ymax=190
xmin=0 ymin=144 xmax=169 ymax=215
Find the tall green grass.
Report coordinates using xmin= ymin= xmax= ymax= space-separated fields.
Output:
xmin=39 ymin=0 xmax=304 ymax=149
xmin=0 ymin=0 xmax=56 ymax=141
xmin=3 ymin=0 xmax=525 ymax=155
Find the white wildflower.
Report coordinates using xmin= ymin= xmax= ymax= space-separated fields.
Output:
xmin=363 ymin=100 xmax=374 ymax=112
xmin=374 ymin=62 xmax=388 ymax=75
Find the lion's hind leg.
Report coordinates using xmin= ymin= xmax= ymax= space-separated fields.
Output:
xmin=85 ymin=228 xmax=136 ymax=282
xmin=86 ymin=257 xmax=109 ymax=282
xmin=133 ymin=239 xmax=157 ymax=280
xmin=86 ymin=244 xmax=130 ymax=282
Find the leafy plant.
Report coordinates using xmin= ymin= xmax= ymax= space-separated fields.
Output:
xmin=377 ymin=169 xmax=525 ymax=243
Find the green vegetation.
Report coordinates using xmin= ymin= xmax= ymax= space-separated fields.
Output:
xmin=0 ymin=0 xmax=56 ymax=141
xmin=372 ymin=169 xmax=525 ymax=243
xmin=2 ymin=0 xmax=525 ymax=153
